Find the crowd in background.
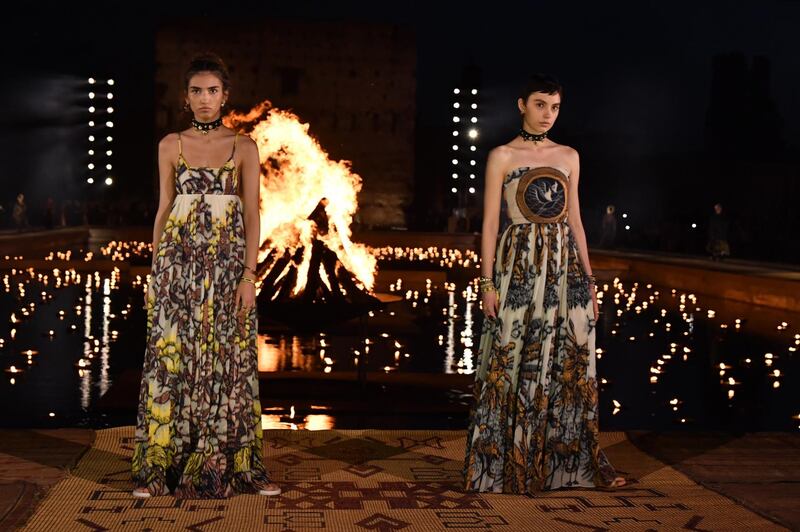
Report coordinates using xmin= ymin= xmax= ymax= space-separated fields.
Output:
xmin=0 ymin=193 xmax=749 ymax=264
xmin=2 ymin=194 xmax=155 ymax=231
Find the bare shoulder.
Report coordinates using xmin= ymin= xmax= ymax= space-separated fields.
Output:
xmin=237 ymin=133 xmax=258 ymax=148
xmin=564 ymin=145 xmax=579 ymax=161
xmin=237 ymin=134 xmax=260 ymax=157
xmin=158 ymin=132 xmax=179 ymax=152
xmin=551 ymin=142 xmax=580 ymax=172
xmin=159 ymin=132 xmax=179 ymax=146
xmin=488 ymin=144 xmax=514 ymax=163
xmin=158 ymin=133 xmax=180 ymax=166
xmin=548 ymin=140 xmax=578 ymax=159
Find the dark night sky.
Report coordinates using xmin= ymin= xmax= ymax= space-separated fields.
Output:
xmin=0 ymin=1 xmax=798 ymax=258
xmin=5 ymin=1 xmax=799 ymax=148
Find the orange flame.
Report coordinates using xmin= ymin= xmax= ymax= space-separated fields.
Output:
xmin=225 ymin=102 xmax=376 ymax=292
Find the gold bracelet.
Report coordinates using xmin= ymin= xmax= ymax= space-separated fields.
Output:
xmin=479 ymin=278 xmax=496 ymax=292
xmin=240 ymin=276 xmax=256 ymax=285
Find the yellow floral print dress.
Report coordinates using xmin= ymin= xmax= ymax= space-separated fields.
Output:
xmin=132 ymin=133 xmax=271 ymax=498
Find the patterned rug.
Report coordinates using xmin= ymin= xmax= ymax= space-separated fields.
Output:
xmin=21 ymin=427 xmax=784 ymax=531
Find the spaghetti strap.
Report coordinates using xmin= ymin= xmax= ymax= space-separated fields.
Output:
xmin=177 ymin=132 xmax=183 ymax=157
xmin=230 ymin=133 xmax=238 ymax=159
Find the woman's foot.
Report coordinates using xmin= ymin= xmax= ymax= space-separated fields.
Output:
xmin=131 ymin=487 xmax=152 ymax=498
xmin=609 ymin=476 xmax=626 ymax=488
xmin=258 ymin=483 xmax=281 ymax=496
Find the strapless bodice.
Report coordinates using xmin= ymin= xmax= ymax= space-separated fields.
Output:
xmin=503 ymin=166 xmax=570 ymax=225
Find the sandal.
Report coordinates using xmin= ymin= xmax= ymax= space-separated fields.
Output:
xmin=131 ymin=488 xmax=152 ymax=498
xmin=258 ymin=483 xmax=281 ymax=496
xmin=609 ymin=476 xmax=627 ymax=488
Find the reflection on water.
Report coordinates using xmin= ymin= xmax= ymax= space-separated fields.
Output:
xmin=80 ymin=276 xmax=92 ymax=409
xmin=1 ymin=266 xmax=125 ymax=426
xmin=261 ymin=412 xmax=335 ymax=430
xmin=442 ymin=283 xmax=477 ymax=375
xmin=459 ymin=284 xmax=476 ymax=375
xmin=444 ymin=290 xmax=455 ymax=374
xmin=0 ymin=245 xmax=798 ymax=432
xmin=257 ymin=335 xmax=322 ymax=372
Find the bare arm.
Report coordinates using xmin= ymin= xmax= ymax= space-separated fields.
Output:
xmin=480 ymin=148 xmax=508 ymax=278
xmin=151 ymin=134 xmax=178 ymax=267
xmin=565 ymin=149 xmax=593 ymax=277
xmin=239 ymin=136 xmax=261 ymax=272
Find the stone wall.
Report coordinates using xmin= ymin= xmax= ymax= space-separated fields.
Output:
xmin=155 ymin=19 xmax=416 ymax=228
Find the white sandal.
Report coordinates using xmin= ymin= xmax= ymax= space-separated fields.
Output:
xmin=258 ymin=484 xmax=281 ymax=496
xmin=132 ymin=488 xmax=152 ymax=498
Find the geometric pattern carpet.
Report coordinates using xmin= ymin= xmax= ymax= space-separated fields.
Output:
xmin=21 ymin=427 xmax=785 ymax=531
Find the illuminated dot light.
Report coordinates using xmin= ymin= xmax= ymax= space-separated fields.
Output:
xmin=2 ymin=245 xmax=794 ymax=430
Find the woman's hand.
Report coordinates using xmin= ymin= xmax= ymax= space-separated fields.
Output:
xmin=236 ymin=279 xmax=257 ymax=330
xmin=236 ymin=279 xmax=257 ymax=315
xmin=482 ymin=289 xmax=499 ymax=319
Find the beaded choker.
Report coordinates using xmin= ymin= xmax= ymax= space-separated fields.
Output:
xmin=519 ymin=128 xmax=548 ymax=142
xmin=191 ymin=117 xmax=223 ymax=135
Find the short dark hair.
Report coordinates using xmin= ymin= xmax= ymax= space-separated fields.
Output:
xmin=521 ymin=74 xmax=563 ymax=102
xmin=184 ymin=52 xmax=232 ymax=92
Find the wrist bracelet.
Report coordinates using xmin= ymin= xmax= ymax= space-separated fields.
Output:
xmin=240 ymin=276 xmax=256 ymax=285
xmin=479 ymin=274 xmax=496 ymax=293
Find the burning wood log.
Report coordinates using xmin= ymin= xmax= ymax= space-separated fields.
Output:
xmin=221 ymin=101 xmax=381 ymax=328
xmin=256 ymin=198 xmax=382 ymax=329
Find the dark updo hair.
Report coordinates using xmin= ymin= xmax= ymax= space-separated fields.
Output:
xmin=520 ymin=74 xmax=563 ymax=102
xmin=183 ymin=52 xmax=232 ymax=92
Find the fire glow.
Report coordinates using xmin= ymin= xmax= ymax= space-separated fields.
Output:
xmin=224 ymin=102 xmax=376 ymax=294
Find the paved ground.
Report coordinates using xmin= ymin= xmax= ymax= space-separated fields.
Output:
xmin=0 ymin=429 xmax=94 ymax=531
xmin=1 ymin=429 xmax=797 ymax=530
xmin=627 ymin=431 xmax=800 ymax=530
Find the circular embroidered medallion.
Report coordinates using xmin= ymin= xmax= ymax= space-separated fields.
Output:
xmin=515 ymin=167 xmax=568 ymax=223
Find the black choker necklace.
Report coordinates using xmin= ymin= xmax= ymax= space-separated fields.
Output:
xmin=519 ymin=128 xmax=548 ymax=142
xmin=191 ymin=117 xmax=223 ymax=135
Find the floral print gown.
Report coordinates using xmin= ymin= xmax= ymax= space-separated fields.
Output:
xmin=464 ymin=166 xmax=617 ymax=494
xmin=132 ymin=133 xmax=272 ymax=498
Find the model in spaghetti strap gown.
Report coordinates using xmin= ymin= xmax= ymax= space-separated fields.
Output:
xmin=132 ymin=133 xmax=272 ymax=498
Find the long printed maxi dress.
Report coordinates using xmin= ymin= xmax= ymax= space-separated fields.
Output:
xmin=464 ymin=166 xmax=617 ymax=494
xmin=132 ymin=133 xmax=272 ymax=498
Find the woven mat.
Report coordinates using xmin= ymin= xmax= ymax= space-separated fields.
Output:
xmin=21 ymin=427 xmax=784 ymax=531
